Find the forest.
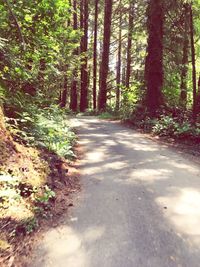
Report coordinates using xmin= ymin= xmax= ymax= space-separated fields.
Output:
xmin=1 ymin=0 xmax=200 ymax=265
xmin=1 ymin=0 xmax=200 ymax=133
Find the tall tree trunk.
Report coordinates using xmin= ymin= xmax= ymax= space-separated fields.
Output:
xmin=180 ymin=4 xmax=189 ymax=109
xmin=189 ymin=4 xmax=197 ymax=121
xmin=122 ymin=60 xmax=126 ymax=87
xmin=80 ymin=0 xmax=89 ymax=112
xmin=145 ymin=0 xmax=164 ymax=117
xmin=98 ymin=27 xmax=103 ymax=92
xmin=60 ymin=0 xmax=71 ymax=108
xmin=115 ymin=0 xmax=122 ymax=111
xmin=98 ymin=0 xmax=113 ymax=111
xmin=196 ymin=75 xmax=200 ymax=113
xmin=125 ymin=0 xmax=134 ymax=88
xmin=60 ymin=74 xmax=68 ymax=108
xmin=92 ymin=0 xmax=98 ymax=110
xmin=70 ymin=0 xmax=78 ymax=111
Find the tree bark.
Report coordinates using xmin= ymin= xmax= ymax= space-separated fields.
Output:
xmin=70 ymin=0 xmax=78 ymax=111
xmin=60 ymin=74 xmax=68 ymax=108
xmin=145 ymin=0 xmax=164 ymax=117
xmin=180 ymin=3 xmax=190 ymax=109
xmin=189 ymin=4 xmax=197 ymax=121
xmin=60 ymin=1 xmax=71 ymax=108
xmin=92 ymin=0 xmax=98 ymax=110
xmin=196 ymin=75 xmax=200 ymax=114
xmin=80 ymin=0 xmax=89 ymax=112
xmin=115 ymin=0 xmax=122 ymax=111
xmin=98 ymin=0 xmax=113 ymax=111
xmin=125 ymin=0 xmax=134 ymax=88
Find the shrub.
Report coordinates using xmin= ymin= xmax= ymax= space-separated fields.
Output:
xmin=6 ymin=105 xmax=76 ymax=159
xmin=152 ymin=116 xmax=179 ymax=136
xmin=152 ymin=115 xmax=200 ymax=140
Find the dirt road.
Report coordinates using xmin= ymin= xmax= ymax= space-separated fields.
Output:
xmin=31 ymin=117 xmax=200 ymax=267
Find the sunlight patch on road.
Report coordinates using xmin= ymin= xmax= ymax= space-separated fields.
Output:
xmin=118 ymin=140 xmax=159 ymax=152
xmin=156 ymin=188 xmax=200 ymax=246
xmin=123 ymin=168 xmax=172 ymax=184
xmin=69 ymin=118 xmax=85 ymax=128
xmin=116 ymin=132 xmax=143 ymax=139
xmin=104 ymin=161 xmax=128 ymax=170
xmin=70 ymin=117 xmax=99 ymax=128
xmin=84 ymin=160 xmax=128 ymax=176
xmin=41 ymin=226 xmax=81 ymax=255
xmin=83 ymin=226 xmax=105 ymax=243
xmin=168 ymin=160 xmax=199 ymax=174
xmin=103 ymin=139 xmax=116 ymax=146
xmin=86 ymin=150 xmax=105 ymax=162
xmin=34 ymin=224 xmax=106 ymax=267
xmin=35 ymin=226 xmax=87 ymax=267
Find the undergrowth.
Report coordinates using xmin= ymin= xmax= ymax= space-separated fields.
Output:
xmin=6 ymin=105 xmax=76 ymax=159
xmin=127 ymin=110 xmax=200 ymax=141
xmin=97 ymin=111 xmax=119 ymax=120
xmin=98 ymin=106 xmax=200 ymax=141
xmin=0 ymin=101 xmax=77 ymax=260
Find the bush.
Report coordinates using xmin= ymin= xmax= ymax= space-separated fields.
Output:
xmin=6 ymin=104 xmax=76 ymax=159
xmin=98 ymin=112 xmax=119 ymax=120
xmin=152 ymin=115 xmax=200 ymax=140
xmin=152 ymin=116 xmax=179 ymax=136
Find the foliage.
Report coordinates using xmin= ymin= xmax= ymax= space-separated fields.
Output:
xmin=0 ymin=171 xmax=54 ymax=235
xmin=152 ymin=115 xmax=200 ymax=139
xmin=34 ymin=185 xmax=56 ymax=204
xmin=98 ymin=111 xmax=119 ymax=120
xmin=120 ymin=82 xmax=143 ymax=120
xmin=24 ymin=217 xmax=39 ymax=234
xmin=0 ymin=0 xmax=81 ymax=111
xmin=6 ymin=104 xmax=76 ymax=159
xmin=0 ymin=174 xmax=20 ymax=210
xmin=152 ymin=116 xmax=179 ymax=136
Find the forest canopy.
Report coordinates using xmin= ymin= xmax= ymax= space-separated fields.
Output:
xmin=1 ymin=0 xmax=200 ymax=133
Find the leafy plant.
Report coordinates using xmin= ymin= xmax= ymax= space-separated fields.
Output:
xmin=152 ymin=116 xmax=179 ymax=136
xmin=6 ymin=104 xmax=76 ymax=159
xmin=98 ymin=112 xmax=119 ymax=120
xmin=152 ymin=115 xmax=200 ymax=139
xmin=34 ymin=185 xmax=55 ymax=204
xmin=20 ymin=217 xmax=38 ymax=234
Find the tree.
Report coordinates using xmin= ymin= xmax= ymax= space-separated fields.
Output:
xmin=180 ymin=3 xmax=190 ymax=109
xmin=92 ymin=0 xmax=99 ymax=110
xmin=2 ymin=0 xmax=200 ymax=133
xmin=4 ymin=0 xmax=26 ymax=51
xmin=98 ymin=0 xmax=113 ymax=111
xmin=125 ymin=0 xmax=134 ymax=89
xmin=60 ymin=73 xmax=68 ymax=108
xmin=80 ymin=0 xmax=89 ymax=112
xmin=145 ymin=0 xmax=164 ymax=116
xmin=70 ymin=0 xmax=79 ymax=112
xmin=189 ymin=3 xmax=197 ymax=121
xmin=115 ymin=0 xmax=122 ymax=111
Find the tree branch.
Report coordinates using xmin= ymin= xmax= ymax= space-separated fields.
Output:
xmin=4 ymin=0 xmax=26 ymax=51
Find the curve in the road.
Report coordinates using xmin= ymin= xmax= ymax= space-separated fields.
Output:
xmin=31 ymin=117 xmax=200 ymax=267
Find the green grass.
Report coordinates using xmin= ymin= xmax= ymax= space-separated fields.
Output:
xmin=98 ymin=112 xmax=119 ymax=120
